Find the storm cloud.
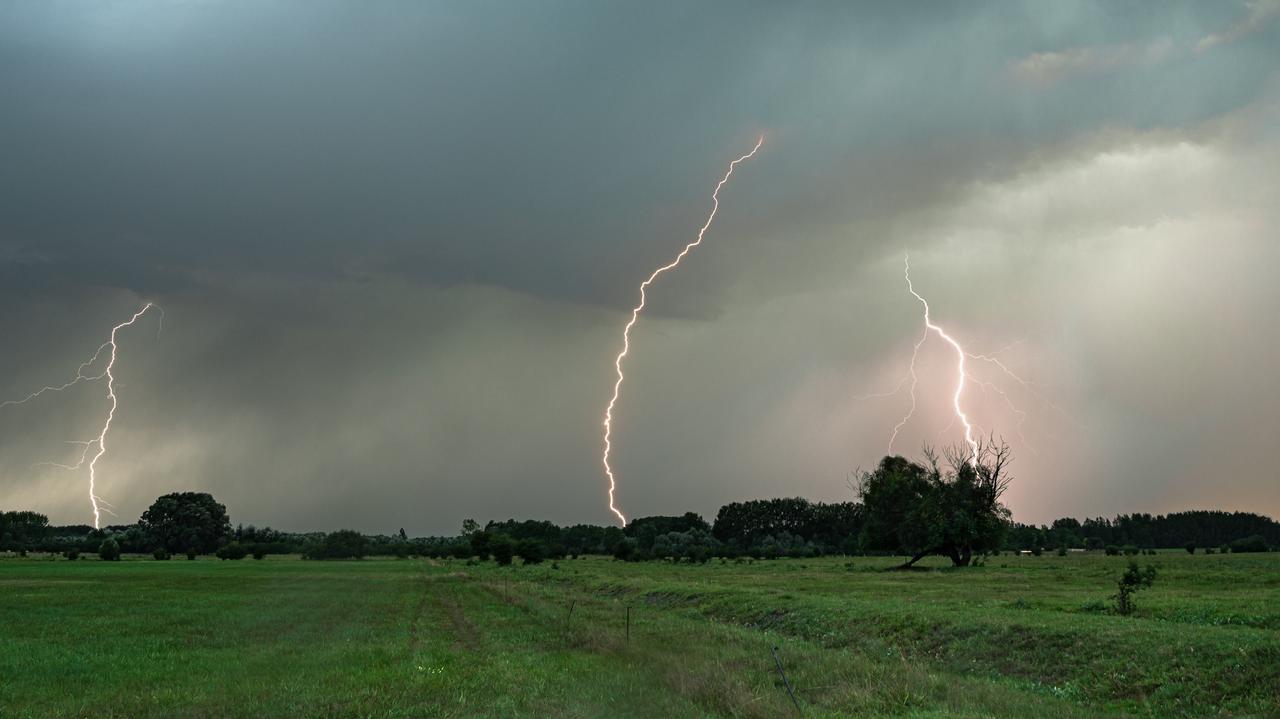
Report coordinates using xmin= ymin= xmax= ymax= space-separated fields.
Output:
xmin=2 ymin=1 xmax=1277 ymax=533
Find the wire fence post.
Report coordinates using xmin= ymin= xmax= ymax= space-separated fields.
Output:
xmin=771 ymin=645 xmax=802 ymax=714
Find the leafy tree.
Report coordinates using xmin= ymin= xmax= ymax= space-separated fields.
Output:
xmin=490 ymin=534 xmax=515 ymax=566
xmin=515 ymin=538 xmax=545 ymax=565
xmin=139 ymin=493 xmax=231 ymax=554
xmin=98 ymin=538 xmax=121 ymax=561
xmin=1113 ymin=561 xmax=1157 ymax=615
xmin=0 ymin=511 xmax=50 ymax=551
xmin=612 ymin=537 xmax=637 ymax=561
xmin=470 ymin=530 xmax=493 ymax=559
xmin=857 ymin=441 xmax=1012 ymax=567
xmin=304 ymin=530 xmax=369 ymax=560
xmin=460 ymin=519 xmax=480 ymax=537
xmin=625 ymin=513 xmax=710 ymax=552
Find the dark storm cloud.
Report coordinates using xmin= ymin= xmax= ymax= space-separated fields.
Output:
xmin=1 ymin=1 xmax=1278 ymax=531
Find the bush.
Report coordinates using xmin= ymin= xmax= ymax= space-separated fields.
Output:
xmin=612 ymin=538 xmax=636 ymax=561
xmin=63 ymin=549 xmax=80 ymax=561
xmin=1230 ymin=535 xmax=1269 ymax=553
xmin=215 ymin=542 xmax=248 ymax=560
xmin=1104 ymin=545 xmax=1120 ymax=556
xmin=152 ymin=548 xmax=171 ymax=560
xmin=98 ymin=538 xmax=121 ymax=561
xmin=1084 ymin=537 xmax=1104 ymax=551
xmin=252 ymin=548 xmax=267 ymax=560
xmin=1205 ymin=547 xmax=1216 ymax=555
xmin=1122 ymin=545 xmax=1139 ymax=556
xmin=1056 ymin=546 xmax=1068 ymax=557
xmin=303 ymin=530 xmax=369 ymax=560
xmin=1112 ymin=561 xmax=1157 ymax=615
xmin=516 ymin=538 xmax=546 ymax=565
xmin=1031 ymin=546 xmax=1043 ymax=557
xmin=1185 ymin=542 xmax=1196 ymax=554
xmin=490 ymin=534 xmax=515 ymax=566
xmin=186 ymin=549 xmax=198 ymax=560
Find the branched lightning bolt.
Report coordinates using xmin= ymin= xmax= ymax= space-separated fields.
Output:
xmin=601 ymin=136 xmax=764 ymax=526
xmin=899 ymin=255 xmax=980 ymax=465
xmin=857 ymin=255 xmax=1070 ymax=464
xmin=3 ymin=303 xmax=160 ymax=527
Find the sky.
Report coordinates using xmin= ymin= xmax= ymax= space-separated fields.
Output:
xmin=1 ymin=1 xmax=1278 ymax=534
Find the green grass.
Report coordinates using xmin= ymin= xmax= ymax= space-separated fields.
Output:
xmin=1 ymin=552 xmax=1277 ymax=718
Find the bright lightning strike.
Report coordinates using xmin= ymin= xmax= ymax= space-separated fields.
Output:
xmin=898 ymin=255 xmax=980 ymax=465
xmin=601 ymin=136 xmax=764 ymax=526
xmin=2 ymin=303 xmax=161 ymax=528
xmin=859 ymin=254 xmax=1068 ymax=465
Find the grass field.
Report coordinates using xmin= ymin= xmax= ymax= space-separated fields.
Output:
xmin=1 ymin=552 xmax=1277 ymax=718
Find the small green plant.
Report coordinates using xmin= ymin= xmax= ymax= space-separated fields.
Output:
xmin=1104 ymin=545 xmax=1120 ymax=556
xmin=98 ymin=538 xmax=121 ymax=561
xmin=186 ymin=549 xmax=198 ymax=560
xmin=153 ymin=548 xmax=171 ymax=560
xmin=1112 ymin=561 xmax=1157 ymax=616
xmin=1122 ymin=545 xmax=1139 ymax=556
xmin=63 ymin=549 xmax=80 ymax=561
xmin=1057 ymin=546 xmax=1068 ymax=557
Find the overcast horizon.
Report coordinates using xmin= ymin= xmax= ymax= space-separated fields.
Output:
xmin=2 ymin=1 xmax=1278 ymax=535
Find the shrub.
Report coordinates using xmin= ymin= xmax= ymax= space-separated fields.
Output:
xmin=1031 ymin=546 xmax=1043 ymax=557
xmin=252 ymin=547 xmax=267 ymax=560
xmin=516 ymin=538 xmax=546 ymax=565
xmin=152 ymin=548 xmax=171 ymax=560
xmin=215 ymin=542 xmax=248 ymax=560
xmin=1205 ymin=547 xmax=1216 ymax=555
xmin=1230 ymin=535 xmax=1269 ymax=553
xmin=1185 ymin=542 xmax=1196 ymax=554
xmin=490 ymin=534 xmax=515 ymax=566
xmin=1219 ymin=543 xmax=1231 ymax=554
xmin=1104 ymin=545 xmax=1120 ymax=556
xmin=1122 ymin=545 xmax=1139 ymax=556
xmin=186 ymin=549 xmax=198 ymax=560
xmin=1112 ymin=561 xmax=1157 ymax=616
xmin=98 ymin=538 xmax=121 ymax=561
xmin=612 ymin=538 xmax=636 ymax=562
xmin=63 ymin=549 xmax=80 ymax=560
xmin=1084 ymin=537 xmax=1104 ymax=551
xmin=303 ymin=530 xmax=369 ymax=560
xmin=1057 ymin=546 xmax=1068 ymax=557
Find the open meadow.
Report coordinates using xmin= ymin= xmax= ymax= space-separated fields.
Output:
xmin=1 ymin=551 xmax=1277 ymax=718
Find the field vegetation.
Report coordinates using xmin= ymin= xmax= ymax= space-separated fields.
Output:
xmin=1 ymin=551 xmax=1277 ymax=718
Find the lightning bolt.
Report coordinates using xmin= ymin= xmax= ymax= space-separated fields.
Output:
xmin=899 ymin=255 xmax=979 ymax=465
xmin=601 ymin=136 xmax=764 ymax=526
xmin=859 ymin=255 xmax=1070 ymax=465
xmin=2 ymin=303 xmax=161 ymax=528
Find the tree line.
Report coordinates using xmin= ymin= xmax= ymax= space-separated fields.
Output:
xmin=2 ymin=446 xmax=1276 ymax=562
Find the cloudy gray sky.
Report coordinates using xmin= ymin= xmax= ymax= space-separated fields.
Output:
xmin=1 ymin=1 xmax=1277 ymax=533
